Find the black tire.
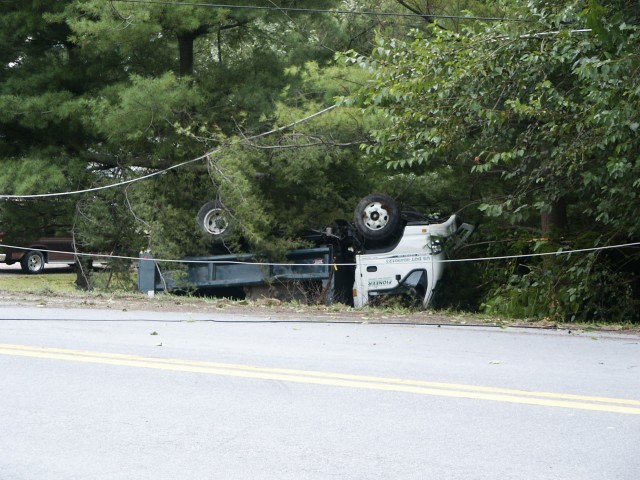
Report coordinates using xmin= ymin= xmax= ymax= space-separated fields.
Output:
xmin=354 ymin=193 xmax=401 ymax=241
xmin=20 ymin=251 xmax=45 ymax=274
xmin=196 ymin=200 xmax=232 ymax=240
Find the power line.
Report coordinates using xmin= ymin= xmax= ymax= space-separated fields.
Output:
xmin=0 ymin=105 xmax=337 ymax=200
xmin=111 ymin=0 xmax=531 ymax=22
xmin=2 ymin=241 xmax=637 ymax=268
xmin=0 ymin=156 xmax=209 ymax=200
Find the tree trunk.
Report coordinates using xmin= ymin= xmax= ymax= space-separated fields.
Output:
xmin=178 ymin=34 xmax=195 ymax=76
xmin=75 ymin=258 xmax=94 ymax=291
xmin=541 ymin=197 xmax=568 ymax=239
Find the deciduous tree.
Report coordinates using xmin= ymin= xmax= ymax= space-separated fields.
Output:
xmin=343 ymin=0 xmax=640 ymax=320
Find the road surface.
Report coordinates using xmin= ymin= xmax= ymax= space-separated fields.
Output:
xmin=1 ymin=307 xmax=639 ymax=479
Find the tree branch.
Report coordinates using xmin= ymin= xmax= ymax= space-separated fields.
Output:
xmin=395 ymin=0 xmax=437 ymax=23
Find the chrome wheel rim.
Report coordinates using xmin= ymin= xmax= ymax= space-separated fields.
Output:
xmin=362 ymin=201 xmax=390 ymax=231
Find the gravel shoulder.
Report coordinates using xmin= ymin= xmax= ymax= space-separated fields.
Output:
xmin=1 ymin=290 xmax=638 ymax=336
xmin=0 ymin=290 xmax=462 ymax=324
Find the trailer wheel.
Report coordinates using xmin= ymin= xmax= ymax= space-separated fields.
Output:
xmin=354 ymin=193 xmax=401 ymax=241
xmin=197 ymin=200 xmax=232 ymax=240
xmin=20 ymin=251 xmax=45 ymax=274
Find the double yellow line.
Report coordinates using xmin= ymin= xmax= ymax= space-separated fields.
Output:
xmin=2 ymin=343 xmax=639 ymax=415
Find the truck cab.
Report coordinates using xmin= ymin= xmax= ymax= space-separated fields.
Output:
xmin=352 ymin=215 xmax=473 ymax=307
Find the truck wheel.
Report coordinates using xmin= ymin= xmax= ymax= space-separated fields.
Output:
xmin=20 ymin=251 xmax=45 ymax=274
xmin=354 ymin=193 xmax=401 ymax=241
xmin=197 ymin=201 xmax=232 ymax=240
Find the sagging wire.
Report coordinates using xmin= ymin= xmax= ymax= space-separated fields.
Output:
xmin=110 ymin=0 xmax=531 ymax=23
xmin=0 ymin=105 xmax=338 ymax=200
xmin=1 ymin=240 xmax=638 ymax=268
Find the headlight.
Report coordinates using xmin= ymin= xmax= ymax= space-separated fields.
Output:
xmin=427 ymin=235 xmax=443 ymax=254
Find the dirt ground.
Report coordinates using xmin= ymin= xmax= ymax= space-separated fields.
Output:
xmin=0 ymin=264 xmax=484 ymax=325
xmin=3 ymin=288 xmax=638 ymax=337
xmin=0 ymin=289 xmax=466 ymax=324
xmin=0 ymin=262 xmax=638 ymax=333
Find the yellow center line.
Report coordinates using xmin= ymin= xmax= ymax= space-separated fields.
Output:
xmin=1 ymin=343 xmax=639 ymax=415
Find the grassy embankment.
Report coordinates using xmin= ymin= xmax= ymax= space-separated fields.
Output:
xmin=0 ymin=272 xmax=78 ymax=294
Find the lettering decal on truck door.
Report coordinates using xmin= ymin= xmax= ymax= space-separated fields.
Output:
xmin=384 ymin=254 xmax=433 ymax=264
xmin=368 ymin=277 xmax=394 ymax=287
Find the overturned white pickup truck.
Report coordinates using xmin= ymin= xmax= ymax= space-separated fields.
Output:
xmin=350 ymin=194 xmax=474 ymax=307
xmin=140 ymin=193 xmax=473 ymax=308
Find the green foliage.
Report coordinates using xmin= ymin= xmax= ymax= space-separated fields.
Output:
xmin=0 ymin=198 xmax=75 ymax=246
xmin=3 ymin=0 xmax=637 ymax=320
xmin=206 ymin=93 xmax=377 ymax=258
xmin=344 ymin=0 xmax=640 ymax=321
xmin=346 ymin=1 xmax=639 ymax=232
xmin=482 ymin=248 xmax=639 ymax=322
xmin=85 ymin=72 xmax=205 ymax=161
xmin=1 ymin=0 xmax=353 ymax=275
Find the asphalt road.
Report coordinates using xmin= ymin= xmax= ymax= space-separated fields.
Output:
xmin=1 ymin=307 xmax=639 ymax=480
